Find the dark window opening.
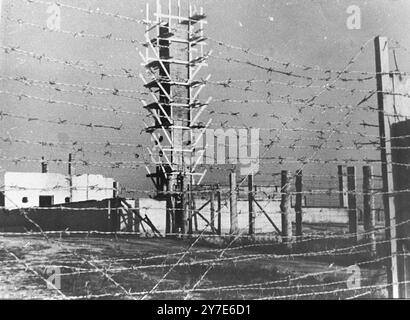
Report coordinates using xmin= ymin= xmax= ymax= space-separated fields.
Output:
xmin=22 ymin=197 xmax=28 ymax=203
xmin=65 ymin=197 xmax=71 ymax=203
xmin=39 ymin=196 xmax=54 ymax=207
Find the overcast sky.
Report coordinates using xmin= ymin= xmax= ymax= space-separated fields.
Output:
xmin=0 ymin=0 xmax=410 ymax=196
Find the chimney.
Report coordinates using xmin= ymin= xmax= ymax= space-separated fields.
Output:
xmin=41 ymin=157 xmax=48 ymax=173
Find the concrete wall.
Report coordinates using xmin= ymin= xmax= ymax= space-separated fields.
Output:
xmin=71 ymin=175 xmax=115 ymax=203
xmin=4 ymin=172 xmax=116 ymax=209
xmin=140 ymin=198 xmax=349 ymax=235
xmin=0 ymin=199 xmax=122 ymax=232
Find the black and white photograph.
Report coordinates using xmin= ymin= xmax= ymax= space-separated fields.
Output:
xmin=0 ymin=0 xmax=409 ymax=306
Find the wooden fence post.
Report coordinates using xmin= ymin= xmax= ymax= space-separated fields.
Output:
xmin=338 ymin=165 xmax=348 ymax=208
xmin=280 ymin=170 xmax=292 ymax=248
xmin=347 ymin=166 xmax=358 ymax=242
xmin=375 ymin=36 xmax=399 ymax=298
xmin=107 ymin=199 xmax=111 ymax=232
xmin=210 ymin=187 xmax=215 ymax=230
xmin=110 ymin=201 xmax=120 ymax=232
xmin=216 ymin=184 xmax=222 ymax=235
xmin=126 ymin=202 xmax=134 ymax=232
xmin=230 ymin=171 xmax=238 ymax=234
xmin=295 ymin=170 xmax=303 ymax=238
xmin=391 ymin=120 xmax=410 ymax=298
xmin=363 ymin=166 xmax=377 ymax=256
xmin=248 ymin=174 xmax=255 ymax=236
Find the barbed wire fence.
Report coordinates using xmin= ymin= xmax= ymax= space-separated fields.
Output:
xmin=0 ymin=0 xmax=409 ymax=300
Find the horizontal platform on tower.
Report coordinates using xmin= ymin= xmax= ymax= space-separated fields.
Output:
xmin=188 ymin=35 xmax=207 ymax=44
xmin=161 ymin=147 xmax=198 ymax=153
xmin=144 ymin=57 xmax=172 ymax=69
xmin=143 ymin=36 xmax=207 ymax=47
xmin=148 ymin=171 xmax=206 ymax=184
xmin=153 ymin=13 xmax=207 ymax=25
xmin=144 ymin=56 xmax=208 ymax=69
xmin=143 ymin=101 xmax=210 ymax=110
xmin=183 ymin=13 xmax=207 ymax=23
xmin=145 ymin=123 xmax=206 ymax=133
xmin=144 ymin=79 xmax=204 ymax=89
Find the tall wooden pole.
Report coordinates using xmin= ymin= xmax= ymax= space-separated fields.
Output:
xmin=363 ymin=166 xmax=377 ymax=256
xmin=248 ymin=174 xmax=255 ymax=236
xmin=216 ymin=184 xmax=222 ymax=235
xmin=280 ymin=170 xmax=292 ymax=248
xmin=391 ymin=120 xmax=410 ymax=298
xmin=295 ymin=170 xmax=303 ymax=238
xmin=347 ymin=166 xmax=358 ymax=241
xmin=230 ymin=171 xmax=238 ymax=234
xmin=375 ymin=36 xmax=399 ymax=298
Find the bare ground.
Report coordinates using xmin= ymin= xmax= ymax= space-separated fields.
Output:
xmin=0 ymin=232 xmax=388 ymax=300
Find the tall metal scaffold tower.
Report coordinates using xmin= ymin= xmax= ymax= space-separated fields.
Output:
xmin=140 ymin=0 xmax=212 ymax=235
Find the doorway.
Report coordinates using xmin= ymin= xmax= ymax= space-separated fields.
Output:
xmin=39 ymin=195 xmax=54 ymax=207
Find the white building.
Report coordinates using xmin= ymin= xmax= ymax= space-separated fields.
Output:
xmin=4 ymin=172 xmax=117 ymax=209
